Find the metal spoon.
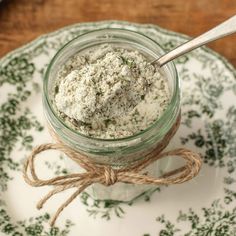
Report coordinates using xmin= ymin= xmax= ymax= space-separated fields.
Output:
xmin=151 ymin=15 xmax=236 ymax=66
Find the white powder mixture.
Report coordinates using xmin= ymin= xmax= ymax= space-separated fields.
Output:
xmin=54 ymin=44 xmax=170 ymax=139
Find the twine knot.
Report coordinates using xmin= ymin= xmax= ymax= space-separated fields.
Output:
xmin=104 ymin=167 xmax=117 ymax=186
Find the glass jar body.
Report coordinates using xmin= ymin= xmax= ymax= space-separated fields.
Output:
xmin=43 ymin=29 xmax=180 ymax=201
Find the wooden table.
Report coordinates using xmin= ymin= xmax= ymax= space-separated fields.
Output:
xmin=1 ymin=0 xmax=236 ymax=66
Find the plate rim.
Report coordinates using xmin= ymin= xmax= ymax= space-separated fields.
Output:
xmin=0 ymin=20 xmax=236 ymax=80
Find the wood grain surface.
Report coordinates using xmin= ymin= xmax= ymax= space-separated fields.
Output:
xmin=1 ymin=0 xmax=236 ymax=66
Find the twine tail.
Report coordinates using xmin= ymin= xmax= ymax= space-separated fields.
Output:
xmin=37 ymin=184 xmax=77 ymax=210
xmin=50 ymin=180 xmax=92 ymax=227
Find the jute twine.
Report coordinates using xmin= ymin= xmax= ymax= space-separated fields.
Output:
xmin=23 ymin=114 xmax=202 ymax=226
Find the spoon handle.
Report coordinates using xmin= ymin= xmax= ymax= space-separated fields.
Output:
xmin=156 ymin=15 xmax=236 ymax=66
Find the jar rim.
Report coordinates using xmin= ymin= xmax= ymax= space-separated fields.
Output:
xmin=43 ymin=28 xmax=179 ymax=142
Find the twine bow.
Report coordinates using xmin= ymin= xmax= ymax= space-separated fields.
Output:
xmin=23 ymin=142 xmax=202 ymax=226
xmin=23 ymin=114 xmax=202 ymax=226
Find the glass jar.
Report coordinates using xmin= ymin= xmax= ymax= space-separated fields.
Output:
xmin=43 ymin=28 xmax=180 ymax=201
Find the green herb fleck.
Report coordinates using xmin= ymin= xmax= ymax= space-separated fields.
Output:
xmin=119 ymin=56 xmax=135 ymax=68
xmin=55 ymin=85 xmax=59 ymax=94
xmin=104 ymin=119 xmax=111 ymax=128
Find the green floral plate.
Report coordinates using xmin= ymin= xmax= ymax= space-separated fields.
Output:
xmin=1 ymin=21 xmax=236 ymax=236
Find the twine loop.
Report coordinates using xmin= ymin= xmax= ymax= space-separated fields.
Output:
xmin=22 ymin=115 xmax=202 ymax=226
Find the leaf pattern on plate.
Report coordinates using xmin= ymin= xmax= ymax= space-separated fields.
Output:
xmin=0 ymin=57 xmax=44 ymax=191
xmin=0 ymin=21 xmax=235 ymax=235
xmin=0 ymin=201 xmax=73 ymax=236
xmin=156 ymin=198 xmax=236 ymax=236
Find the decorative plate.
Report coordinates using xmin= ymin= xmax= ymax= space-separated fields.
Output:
xmin=1 ymin=21 xmax=236 ymax=236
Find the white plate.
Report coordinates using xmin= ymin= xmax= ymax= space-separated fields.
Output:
xmin=0 ymin=21 xmax=236 ymax=236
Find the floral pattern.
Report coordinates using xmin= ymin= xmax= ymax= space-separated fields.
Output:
xmin=181 ymin=106 xmax=236 ymax=171
xmin=0 ymin=201 xmax=73 ymax=236
xmin=0 ymin=57 xmax=35 ymax=85
xmin=0 ymin=21 xmax=235 ymax=235
xmin=156 ymin=198 xmax=236 ymax=236
xmin=0 ymin=56 xmax=44 ymax=191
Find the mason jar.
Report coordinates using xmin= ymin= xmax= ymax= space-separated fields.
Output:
xmin=43 ymin=28 xmax=180 ymax=202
